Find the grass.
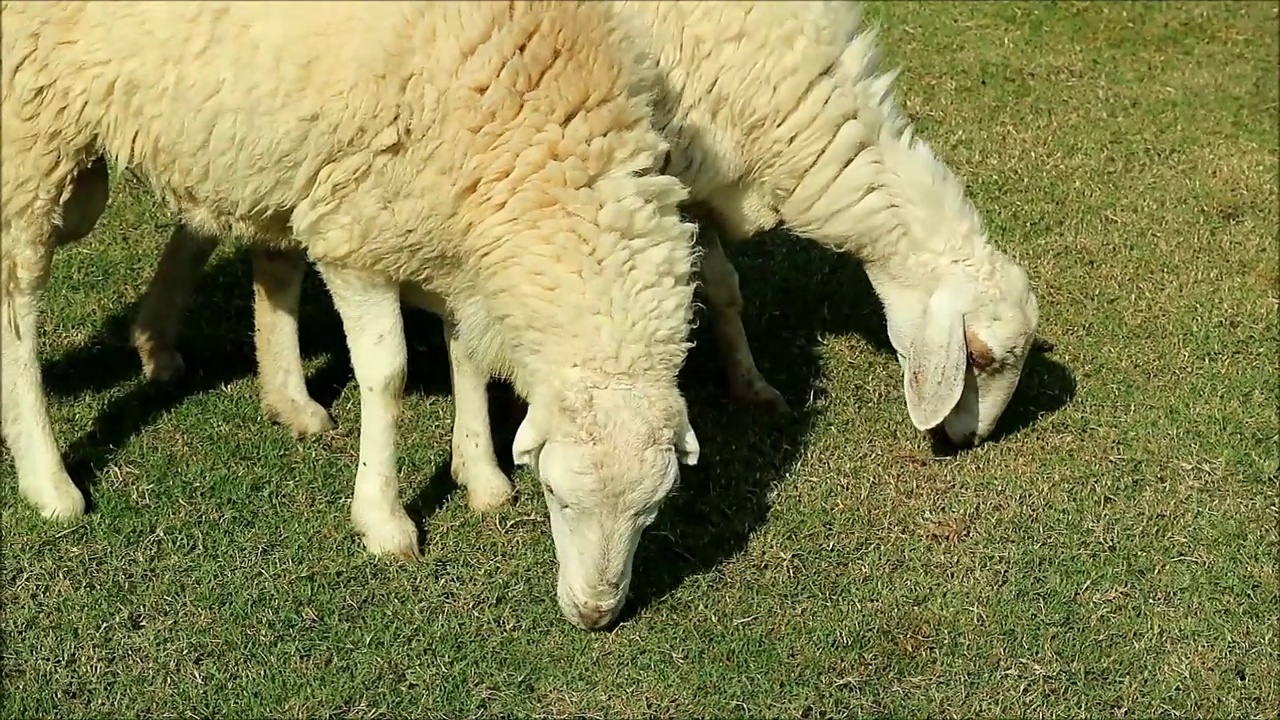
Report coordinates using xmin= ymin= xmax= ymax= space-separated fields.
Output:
xmin=2 ymin=1 xmax=1277 ymax=717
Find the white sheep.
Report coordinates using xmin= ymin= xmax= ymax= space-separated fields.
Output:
xmin=620 ymin=0 xmax=1042 ymax=446
xmin=1 ymin=0 xmax=703 ymax=630
xmin=131 ymin=1 xmax=1041 ymax=492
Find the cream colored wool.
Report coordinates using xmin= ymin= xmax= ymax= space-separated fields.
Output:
xmin=2 ymin=1 xmax=702 ymax=630
xmin=130 ymin=1 xmax=1040 ymax=469
xmin=614 ymin=0 xmax=1040 ymax=446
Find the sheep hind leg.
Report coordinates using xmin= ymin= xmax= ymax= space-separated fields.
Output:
xmin=697 ymin=221 xmax=790 ymax=414
xmin=2 ymin=226 xmax=85 ymax=520
xmin=2 ymin=154 xmax=109 ymax=519
xmin=251 ymin=247 xmax=335 ymax=437
xmin=316 ymin=263 xmax=418 ymax=559
xmin=131 ymin=223 xmax=219 ymax=382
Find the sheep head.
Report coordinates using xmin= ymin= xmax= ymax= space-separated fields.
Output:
xmin=880 ymin=258 xmax=1040 ymax=448
xmin=512 ymin=378 xmax=698 ymax=630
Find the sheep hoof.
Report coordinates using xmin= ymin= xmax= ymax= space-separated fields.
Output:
xmin=357 ymin=509 xmax=421 ymax=560
xmin=264 ymin=397 xmax=336 ymax=437
xmin=730 ymin=378 xmax=791 ymax=414
xmin=22 ymin=472 xmax=86 ymax=522
xmin=285 ymin=405 xmax=337 ymax=437
xmin=455 ymin=462 xmax=515 ymax=513
xmin=140 ymin=348 xmax=186 ymax=383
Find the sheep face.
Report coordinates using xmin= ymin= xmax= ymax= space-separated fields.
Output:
xmin=890 ymin=267 xmax=1039 ymax=447
xmin=512 ymin=387 xmax=699 ymax=630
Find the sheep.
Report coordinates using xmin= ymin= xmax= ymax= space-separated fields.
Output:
xmin=1 ymin=0 xmax=704 ymax=630
xmin=131 ymin=0 xmax=1041 ymax=497
xmin=617 ymin=0 xmax=1043 ymax=447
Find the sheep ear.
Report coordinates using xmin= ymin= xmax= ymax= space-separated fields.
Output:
xmin=902 ymin=288 xmax=968 ymax=431
xmin=675 ymin=414 xmax=700 ymax=466
xmin=512 ymin=409 xmax=545 ymax=467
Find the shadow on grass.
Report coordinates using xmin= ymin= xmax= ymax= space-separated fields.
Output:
xmin=622 ymin=227 xmax=1078 ymax=622
xmin=41 ymin=224 xmax=1075 ymax=612
xmin=43 ymin=249 xmax=456 ymax=516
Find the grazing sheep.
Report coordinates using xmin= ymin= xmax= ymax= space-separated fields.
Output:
xmin=131 ymin=0 xmax=1041 ymax=498
xmin=618 ymin=0 xmax=1042 ymax=447
xmin=1 ymin=0 xmax=702 ymax=630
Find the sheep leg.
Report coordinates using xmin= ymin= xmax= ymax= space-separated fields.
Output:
xmin=442 ymin=318 xmax=513 ymax=512
xmin=251 ymin=247 xmax=336 ymax=436
xmin=698 ymin=225 xmax=790 ymax=413
xmin=131 ymin=223 xmax=219 ymax=382
xmin=315 ymin=263 xmax=419 ymax=560
xmin=2 ymin=156 xmax=111 ymax=520
xmin=1 ymin=227 xmax=85 ymax=520
xmin=397 ymin=284 xmax=512 ymax=512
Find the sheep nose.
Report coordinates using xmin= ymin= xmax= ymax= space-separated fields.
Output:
xmin=572 ymin=603 xmax=618 ymax=631
xmin=928 ymin=426 xmax=973 ymax=455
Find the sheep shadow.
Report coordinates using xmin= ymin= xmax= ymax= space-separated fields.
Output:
xmin=42 ymin=248 xmax=458 ymax=519
xmin=620 ymin=226 xmax=1078 ymax=620
xmin=39 ymin=222 xmax=1075 ymax=612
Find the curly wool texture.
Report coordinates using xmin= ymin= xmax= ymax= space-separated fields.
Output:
xmin=1 ymin=0 xmax=698 ymax=398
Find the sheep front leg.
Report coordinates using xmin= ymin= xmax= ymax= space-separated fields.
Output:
xmin=1 ymin=228 xmax=85 ymax=520
xmin=316 ymin=263 xmax=419 ymax=559
xmin=399 ymin=284 xmax=512 ymax=512
xmin=251 ymin=247 xmax=335 ymax=436
xmin=131 ymin=223 xmax=219 ymax=382
xmin=443 ymin=319 xmax=513 ymax=512
xmin=699 ymin=225 xmax=790 ymax=413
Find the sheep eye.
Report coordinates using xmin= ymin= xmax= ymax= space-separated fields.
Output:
xmin=967 ymin=350 xmax=997 ymax=371
xmin=542 ymin=482 xmax=567 ymax=508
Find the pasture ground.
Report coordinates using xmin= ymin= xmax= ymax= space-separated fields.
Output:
xmin=3 ymin=2 xmax=1277 ymax=717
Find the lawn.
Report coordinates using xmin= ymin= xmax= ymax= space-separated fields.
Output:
xmin=2 ymin=2 xmax=1277 ymax=717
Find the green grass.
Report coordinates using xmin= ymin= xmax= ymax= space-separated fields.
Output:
xmin=3 ymin=2 xmax=1277 ymax=717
